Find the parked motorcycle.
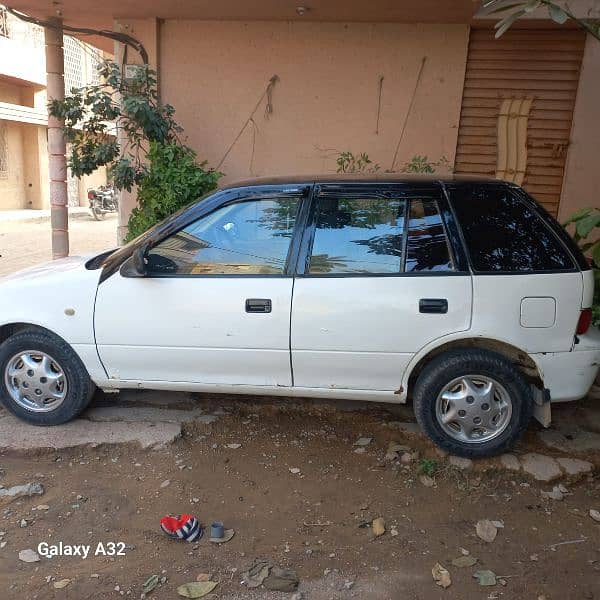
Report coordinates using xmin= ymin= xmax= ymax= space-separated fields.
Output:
xmin=88 ymin=185 xmax=118 ymax=221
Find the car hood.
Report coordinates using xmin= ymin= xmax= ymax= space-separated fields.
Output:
xmin=0 ymin=253 xmax=104 ymax=346
xmin=0 ymin=254 xmax=92 ymax=284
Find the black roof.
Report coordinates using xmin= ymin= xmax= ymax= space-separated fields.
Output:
xmin=220 ymin=173 xmax=508 ymax=190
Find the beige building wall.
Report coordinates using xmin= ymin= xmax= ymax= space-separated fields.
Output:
xmin=116 ymin=19 xmax=469 ymax=228
xmin=0 ymin=121 xmax=49 ymax=210
xmin=161 ymin=21 xmax=469 ymax=181
xmin=559 ymin=33 xmax=600 ymax=222
xmin=0 ymin=120 xmax=26 ymax=209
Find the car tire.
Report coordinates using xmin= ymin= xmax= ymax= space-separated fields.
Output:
xmin=413 ymin=348 xmax=533 ymax=458
xmin=0 ymin=329 xmax=95 ymax=425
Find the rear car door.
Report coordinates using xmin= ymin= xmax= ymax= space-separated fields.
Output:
xmin=290 ymin=183 xmax=473 ymax=391
xmin=94 ymin=189 xmax=306 ymax=386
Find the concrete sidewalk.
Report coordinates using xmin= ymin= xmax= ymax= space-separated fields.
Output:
xmin=0 ymin=207 xmax=92 ymax=224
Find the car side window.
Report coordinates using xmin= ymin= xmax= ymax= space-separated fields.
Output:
xmin=450 ymin=186 xmax=575 ymax=272
xmin=308 ymin=196 xmax=406 ymax=274
xmin=405 ymin=199 xmax=454 ymax=272
xmin=146 ymin=197 xmax=301 ymax=275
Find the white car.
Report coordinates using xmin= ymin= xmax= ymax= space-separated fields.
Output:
xmin=1 ymin=176 xmax=598 ymax=458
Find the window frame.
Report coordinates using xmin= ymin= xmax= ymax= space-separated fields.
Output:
xmin=445 ymin=182 xmax=579 ymax=276
xmin=120 ymin=189 xmax=310 ymax=279
xmin=294 ymin=183 xmax=467 ymax=278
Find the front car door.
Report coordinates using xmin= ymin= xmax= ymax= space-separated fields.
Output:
xmin=94 ymin=187 xmax=307 ymax=386
xmin=290 ymin=182 xmax=473 ymax=392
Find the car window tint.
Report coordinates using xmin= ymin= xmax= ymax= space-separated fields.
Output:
xmin=451 ymin=186 xmax=574 ymax=272
xmin=146 ymin=198 xmax=300 ymax=275
xmin=405 ymin=199 xmax=453 ymax=272
xmin=308 ymin=197 xmax=406 ymax=274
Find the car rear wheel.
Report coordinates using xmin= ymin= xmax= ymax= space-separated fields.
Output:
xmin=413 ymin=348 xmax=533 ymax=458
xmin=0 ymin=329 xmax=95 ymax=425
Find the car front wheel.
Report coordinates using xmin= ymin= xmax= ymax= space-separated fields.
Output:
xmin=0 ymin=329 xmax=95 ymax=425
xmin=413 ymin=348 xmax=533 ymax=458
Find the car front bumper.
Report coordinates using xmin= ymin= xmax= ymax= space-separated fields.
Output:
xmin=532 ymin=327 xmax=600 ymax=402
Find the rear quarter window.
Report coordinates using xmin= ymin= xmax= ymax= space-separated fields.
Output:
xmin=450 ymin=185 xmax=575 ymax=273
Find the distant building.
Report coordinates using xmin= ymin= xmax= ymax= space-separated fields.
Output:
xmin=0 ymin=5 xmax=106 ymax=211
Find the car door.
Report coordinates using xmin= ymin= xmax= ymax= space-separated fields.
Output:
xmin=290 ymin=183 xmax=473 ymax=391
xmin=94 ymin=190 xmax=306 ymax=386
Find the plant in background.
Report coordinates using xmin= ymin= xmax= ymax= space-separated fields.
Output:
xmin=335 ymin=151 xmax=452 ymax=174
xmin=127 ymin=142 xmax=221 ymax=241
xmin=336 ymin=151 xmax=380 ymax=174
xmin=49 ymin=60 xmax=221 ymax=238
xmin=563 ymin=207 xmax=600 ymax=326
xmin=482 ymin=0 xmax=600 ymax=41
xmin=401 ymin=155 xmax=451 ymax=174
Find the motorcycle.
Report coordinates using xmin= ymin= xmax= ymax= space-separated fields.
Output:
xmin=88 ymin=185 xmax=118 ymax=221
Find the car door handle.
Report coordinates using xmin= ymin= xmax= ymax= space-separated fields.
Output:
xmin=419 ymin=298 xmax=448 ymax=314
xmin=245 ymin=298 xmax=272 ymax=313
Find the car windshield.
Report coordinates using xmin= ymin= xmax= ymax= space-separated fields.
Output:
xmin=93 ymin=190 xmax=215 ymax=271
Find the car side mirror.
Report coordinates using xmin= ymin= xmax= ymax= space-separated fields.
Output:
xmin=131 ymin=246 xmax=147 ymax=276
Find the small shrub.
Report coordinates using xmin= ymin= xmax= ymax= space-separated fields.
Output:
xmin=417 ymin=458 xmax=439 ymax=477
xmin=401 ymin=155 xmax=451 ymax=174
xmin=126 ymin=142 xmax=220 ymax=241
xmin=336 ymin=151 xmax=380 ymax=174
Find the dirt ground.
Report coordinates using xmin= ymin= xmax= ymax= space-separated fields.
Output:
xmin=0 ymin=212 xmax=117 ymax=277
xmin=0 ymin=393 xmax=599 ymax=600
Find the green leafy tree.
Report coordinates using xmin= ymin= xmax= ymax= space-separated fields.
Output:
xmin=48 ymin=60 xmax=221 ymax=238
xmin=482 ymin=0 xmax=600 ymax=41
xmin=564 ymin=208 xmax=600 ymax=326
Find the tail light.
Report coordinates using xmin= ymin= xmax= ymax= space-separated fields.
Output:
xmin=576 ymin=308 xmax=592 ymax=335
xmin=87 ymin=191 xmax=95 ymax=200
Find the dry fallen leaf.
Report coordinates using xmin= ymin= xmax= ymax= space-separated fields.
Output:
xmin=476 ymin=519 xmax=498 ymax=543
xmin=432 ymin=562 xmax=452 ymax=588
xmin=143 ymin=574 xmax=159 ymax=595
xmin=53 ymin=579 xmax=71 ymax=589
xmin=372 ymin=517 xmax=386 ymax=537
xmin=590 ymin=509 xmax=600 ymax=523
xmin=473 ymin=569 xmax=497 ymax=586
xmin=177 ymin=581 xmax=218 ymax=598
xmin=451 ymin=555 xmax=477 ymax=568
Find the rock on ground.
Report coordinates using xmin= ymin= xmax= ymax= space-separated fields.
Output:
xmin=556 ymin=457 xmax=593 ymax=476
xmin=18 ymin=549 xmax=40 ymax=563
xmin=499 ymin=454 xmax=521 ymax=471
xmin=449 ymin=456 xmax=473 ymax=470
xmin=520 ymin=453 xmax=562 ymax=482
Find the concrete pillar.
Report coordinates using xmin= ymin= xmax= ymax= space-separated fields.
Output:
xmin=45 ymin=19 xmax=69 ymax=259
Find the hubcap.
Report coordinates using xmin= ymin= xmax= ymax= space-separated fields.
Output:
xmin=435 ymin=375 xmax=512 ymax=444
xmin=4 ymin=351 xmax=67 ymax=412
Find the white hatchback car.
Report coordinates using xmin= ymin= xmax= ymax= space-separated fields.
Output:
xmin=0 ymin=176 xmax=598 ymax=458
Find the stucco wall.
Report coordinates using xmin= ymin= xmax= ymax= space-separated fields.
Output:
xmin=559 ymin=34 xmax=600 ymax=222
xmin=155 ymin=21 xmax=469 ymax=183
xmin=0 ymin=120 xmax=26 ymax=209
